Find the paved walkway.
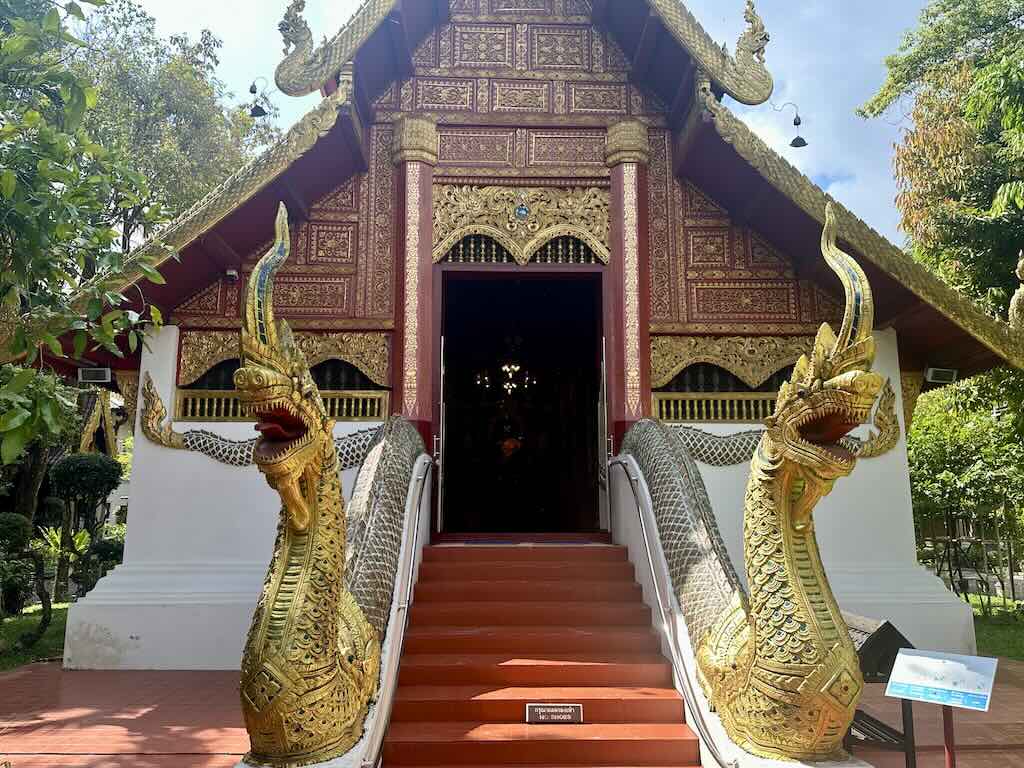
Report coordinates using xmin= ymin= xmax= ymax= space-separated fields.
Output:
xmin=2 ymin=660 xmax=1023 ymax=767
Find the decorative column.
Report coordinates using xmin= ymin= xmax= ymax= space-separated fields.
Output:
xmin=606 ymin=120 xmax=652 ymax=446
xmin=392 ymin=116 xmax=438 ymax=445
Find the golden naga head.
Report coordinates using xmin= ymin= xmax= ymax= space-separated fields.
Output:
xmin=235 ymin=203 xmax=332 ymax=532
xmin=764 ymin=203 xmax=884 ymax=487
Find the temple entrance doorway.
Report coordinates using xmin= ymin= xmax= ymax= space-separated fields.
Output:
xmin=439 ymin=270 xmax=603 ymax=534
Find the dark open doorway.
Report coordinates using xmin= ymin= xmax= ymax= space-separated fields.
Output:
xmin=441 ymin=272 xmax=603 ymax=533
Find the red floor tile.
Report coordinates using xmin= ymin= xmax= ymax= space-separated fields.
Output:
xmin=1 ymin=657 xmax=1023 ymax=767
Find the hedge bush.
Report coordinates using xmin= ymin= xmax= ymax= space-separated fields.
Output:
xmin=0 ymin=512 xmax=31 ymax=553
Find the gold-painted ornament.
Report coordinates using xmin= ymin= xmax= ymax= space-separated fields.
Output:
xmin=696 ymin=203 xmax=883 ymax=761
xmin=235 ymin=203 xmax=380 ymax=767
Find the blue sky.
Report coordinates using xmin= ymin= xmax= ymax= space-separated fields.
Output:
xmin=137 ymin=0 xmax=926 ymax=245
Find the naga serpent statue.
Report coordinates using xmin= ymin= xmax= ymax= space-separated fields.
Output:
xmin=235 ymin=203 xmax=380 ymax=767
xmin=696 ymin=203 xmax=884 ymax=761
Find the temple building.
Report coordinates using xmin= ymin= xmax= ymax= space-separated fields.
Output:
xmin=61 ymin=0 xmax=1022 ymax=699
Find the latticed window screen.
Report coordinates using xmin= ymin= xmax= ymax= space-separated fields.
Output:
xmin=440 ymin=234 xmax=600 ymax=265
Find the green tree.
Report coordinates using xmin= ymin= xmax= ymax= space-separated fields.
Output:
xmin=860 ymin=0 xmax=1024 ymax=120
xmin=48 ymin=451 xmax=121 ymax=600
xmin=0 ymin=364 xmax=79 ymax=519
xmin=72 ymin=0 xmax=280 ymax=249
xmin=909 ymin=381 xmax=1024 ymax=601
xmin=0 ymin=0 xmax=169 ymax=465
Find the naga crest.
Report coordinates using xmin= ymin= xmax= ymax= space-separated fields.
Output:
xmin=763 ymin=203 xmax=884 ymax=509
xmin=234 ymin=203 xmax=332 ymax=532
xmin=737 ymin=0 xmax=769 ymax=64
xmin=278 ymin=0 xmax=312 ymax=54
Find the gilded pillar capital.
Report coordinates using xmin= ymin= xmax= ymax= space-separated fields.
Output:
xmin=392 ymin=116 xmax=438 ymax=166
xmin=605 ymin=120 xmax=650 ymax=167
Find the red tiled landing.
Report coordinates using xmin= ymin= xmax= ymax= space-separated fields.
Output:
xmin=384 ymin=543 xmax=697 ymax=767
xmin=0 ymin=663 xmax=246 ymax=767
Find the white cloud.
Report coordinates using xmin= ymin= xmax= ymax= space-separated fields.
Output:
xmin=683 ymin=0 xmax=925 ymax=244
xmin=134 ymin=0 xmax=920 ymax=243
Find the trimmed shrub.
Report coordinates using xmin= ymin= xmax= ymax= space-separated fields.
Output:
xmin=0 ymin=512 xmax=31 ymax=553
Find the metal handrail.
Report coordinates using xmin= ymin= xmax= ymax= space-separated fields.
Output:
xmin=609 ymin=457 xmax=738 ymax=768
xmin=360 ymin=455 xmax=433 ymax=768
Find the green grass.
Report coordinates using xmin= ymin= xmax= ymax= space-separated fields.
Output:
xmin=0 ymin=603 xmax=69 ymax=672
xmin=965 ymin=593 xmax=1024 ymax=661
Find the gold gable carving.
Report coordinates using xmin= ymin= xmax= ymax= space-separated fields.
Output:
xmin=651 ymin=334 xmax=814 ymax=390
xmin=698 ymin=76 xmax=1024 ymax=369
xmin=432 ymin=184 xmax=610 ymax=264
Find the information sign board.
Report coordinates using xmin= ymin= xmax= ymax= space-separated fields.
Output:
xmin=885 ymin=649 xmax=998 ymax=712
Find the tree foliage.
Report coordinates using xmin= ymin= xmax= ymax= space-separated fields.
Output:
xmin=860 ymin=0 xmax=1024 ymax=119
xmin=0 ymin=0 xmax=169 ymax=356
xmin=0 ymin=363 xmax=78 ymax=465
xmin=71 ymin=0 xmax=280 ymax=249
xmin=50 ymin=451 xmax=122 ymax=526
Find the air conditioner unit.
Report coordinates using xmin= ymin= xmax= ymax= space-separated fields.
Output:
xmin=78 ymin=367 xmax=112 ymax=384
xmin=925 ymin=367 xmax=958 ymax=385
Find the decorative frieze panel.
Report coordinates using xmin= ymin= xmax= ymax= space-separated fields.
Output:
xmin=569 ymin=82 xmax=628 ymax=114
xmin=179 ymin=330 xmax=239 ymax=386
xmin=688 ymin=282 xmax=799 ymax=323
xmin=177 ymin=330 xmax=390 ymax=388
xmin=530 ymin=25 xmax=590 ymax=69
xmin=433 ymin=184 xmax=610 ymax=264
xmin=492 ymin=79 xmax=552 ymax=112
xmin=438 ymin=128 xmax=515 ymax=165
xmin=309 ymin=222 xmax=357 ymax=265
xmin=453 ymin=24 xmax=515 ymax=67
xmin=651 ymin=335 xmax=814 ymax=390
xmin=434 ymin=126 xmax=609 ymax=178
xmin=416 ymin=78 xmax=476 ymax=111
xmin=649 ymin=170 xmax=846 ymax=334
xmin=377 ymin=12 xmax=665 ymax=128
xmin=173 ymin=126 xmax=395 ymax=330
xmin=528 ymin=129 xmax=606 ymax=166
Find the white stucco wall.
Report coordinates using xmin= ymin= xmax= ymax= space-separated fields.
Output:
xmin=64 ymin=325 xmax=383 ymax=670
xmin=692 ymin=329 xmax=975 ymax=653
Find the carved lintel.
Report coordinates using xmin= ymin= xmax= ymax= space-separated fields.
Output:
xmin=605 ymin=119 xmax=650 ymax=167
xmin=651 ymin=335 xmax=814 ymax=390
xmin=178 ymin=331 xmax=240 ymax=386
xmin=392 ymin=115 xmax=438 ymax=166
xmin=432 ymin=184 xmax=610 ymax=265
xmin=295 ymin=332 xmax=391 ymax=387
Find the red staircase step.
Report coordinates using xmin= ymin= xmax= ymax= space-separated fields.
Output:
xmin=383 ymin=722 xmax=699 ymax=765
xmin=392 ymin=686 xmax=685 ymax=723
xmin=422 ymin=545 xmax=627 ymax=563
xmin=403 ymin=626 xmax=661 ymax=654
xmin=409 ymin=601 xmax=651 ymax=627
xmin=415 ymin=579 xmax=643 ymax=603
xmin=417 ymin=560 xmax=636 ymax=582
xmin=385 ymin=543 xmax=691 ymax=767
xmin=434 ymin=532 xmax=614 ymax=544
xmin=397 ymin=654 xmax=673 ymax=687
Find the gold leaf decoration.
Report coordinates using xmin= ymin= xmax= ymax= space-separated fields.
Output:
xmin=432 ymin=184 xmax=610 ymax=265
xmin=651 ymin=335 xmax=813 ymax=390
xmin=140 ymin=373 xmax=184 ymax=450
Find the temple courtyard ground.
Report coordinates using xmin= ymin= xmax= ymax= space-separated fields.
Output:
xmin=0 ymin=660 xmax=1022 ymax=768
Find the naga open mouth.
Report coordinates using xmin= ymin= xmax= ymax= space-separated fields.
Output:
xmin=250 ymin=402 xmax=310 ymax=464
xmin=794 ymin=404 xmax=863 ymax=464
